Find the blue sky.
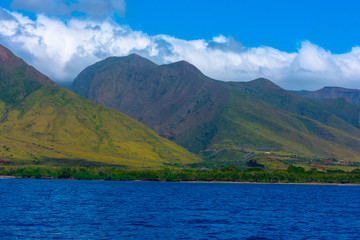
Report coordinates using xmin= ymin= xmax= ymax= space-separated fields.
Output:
xmin=0 ymin=0 xmax=360 ymax=90
xmin=125 ymin=0 xmax=360 ymax=53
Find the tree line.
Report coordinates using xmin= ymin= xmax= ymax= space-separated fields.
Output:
xmin=1 ymin=165 xmax=360 ymax=183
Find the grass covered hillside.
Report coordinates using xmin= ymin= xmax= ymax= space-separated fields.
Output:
xmin=196 ymin=88 xmax=360 ymax=162
xmin=0 ymin=45 xmax=200 ymax=167
xmin=224 ymin=78 xmax=360 ymax=131
xmin=72 ymin=54 xmax=360 ymax=163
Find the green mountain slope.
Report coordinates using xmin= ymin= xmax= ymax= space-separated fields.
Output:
xmin=204 ymin=89 xmax=360 ymax=161
xmin=0 ymin=45 xmax=200 ymax=167
xmin=71 ymin=54 xmax=360 ymax=162
xmin=0 ymin=44 xmax=56 ymax=104
xmin=224 ymin=78 xmax=360 ymax=133
xmin=295 ymin=87 xmax=360 ymax=105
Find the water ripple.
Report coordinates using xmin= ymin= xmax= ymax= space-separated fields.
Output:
xmin=1 ymin=180 xmax=360 ymax=239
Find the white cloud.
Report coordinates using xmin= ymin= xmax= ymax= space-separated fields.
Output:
xmin=296 ymin=41 xmax=331 ymax=72
xmin=0 ymin=8 xmax=360 ymax=90
xmin=212 ymin=35 xmax=227 ymax=43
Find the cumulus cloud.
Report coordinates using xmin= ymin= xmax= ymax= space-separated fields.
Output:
xmin=10 ymin=0 xmax=125 ymax=19
xmin=0 ymin=8 xmax=360 ymax=90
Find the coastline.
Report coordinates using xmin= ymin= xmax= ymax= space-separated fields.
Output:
xmin=1 ymin=175 xmax=359 ymax=185
xmin=183 ymin=181 xmax=360 ymax=186
xmin=0 ymin=175 xmax=20 ymax=179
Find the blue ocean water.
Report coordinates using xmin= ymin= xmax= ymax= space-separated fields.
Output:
xmin=0 ymin=179 xmax=360 ymax=240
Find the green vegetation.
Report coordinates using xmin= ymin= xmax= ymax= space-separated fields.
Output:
xmin=0 ymin=45 xmax=201 ymax=168
xmin=0 ymin=87 xmax=200 ymax=167
xmin=1 ymin=165 xmax=360 ymax=184
xmin=205 ymin=88 xmax=360 ymax=162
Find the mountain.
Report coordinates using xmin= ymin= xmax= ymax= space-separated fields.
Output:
xmin=72 ymin=55 xmax=228 ymax=151
xmin=223 ymin=78 xmax=360 ymax=130
xmin=295 ymin=87 xmax=360 ymax=105
xmin=0 ymin=45 xmax=57 ymax=104
xmin=0 ymin=45 xmax=200 ymax=167
xmin=71 ymin=54 xmax=360 ymax=162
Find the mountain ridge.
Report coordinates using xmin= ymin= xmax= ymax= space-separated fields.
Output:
xmin=71 ymin=54 xmax=360 ymax=162
xmin=294 ymin=86 xmax=360 ymax=105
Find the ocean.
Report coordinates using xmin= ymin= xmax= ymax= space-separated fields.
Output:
xmin=1 ymin=179 xmax=359 ymax=239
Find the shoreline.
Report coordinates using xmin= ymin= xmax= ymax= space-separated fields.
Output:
xmin=184 ymin=181 xmax=360 ymax=186
xmin=1 ymin=175 xmax=359 ymax=185
xmin=0 ymin=175 xmax=20 ymax=179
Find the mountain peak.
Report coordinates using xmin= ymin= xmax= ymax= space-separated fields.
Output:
xmin=169 ymin=60 xmax=196 ymax=67
xmin=295 ymin=86 xmax=360 ymax=105
xmin=247 ymin=78 xmax=282 ymax=90
xmin=106 ymin=53 xmax=158 ymax=68
xmin=250 ymin=77 xmax=275 ymax=84
xmin=321 ymin=86 xmax=360 ymax=92
xmin=165 ymin=60 xmax=204 ymax=76
xmin=0 ymin=44 xmax=19 ymax=63
xmin=128 ymin=53 xmax=141 ymax=57
xmin=0 ymin=44 xmax=57 ymax=103
xmin=124 ymin=53 xmax=145 ymax=60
